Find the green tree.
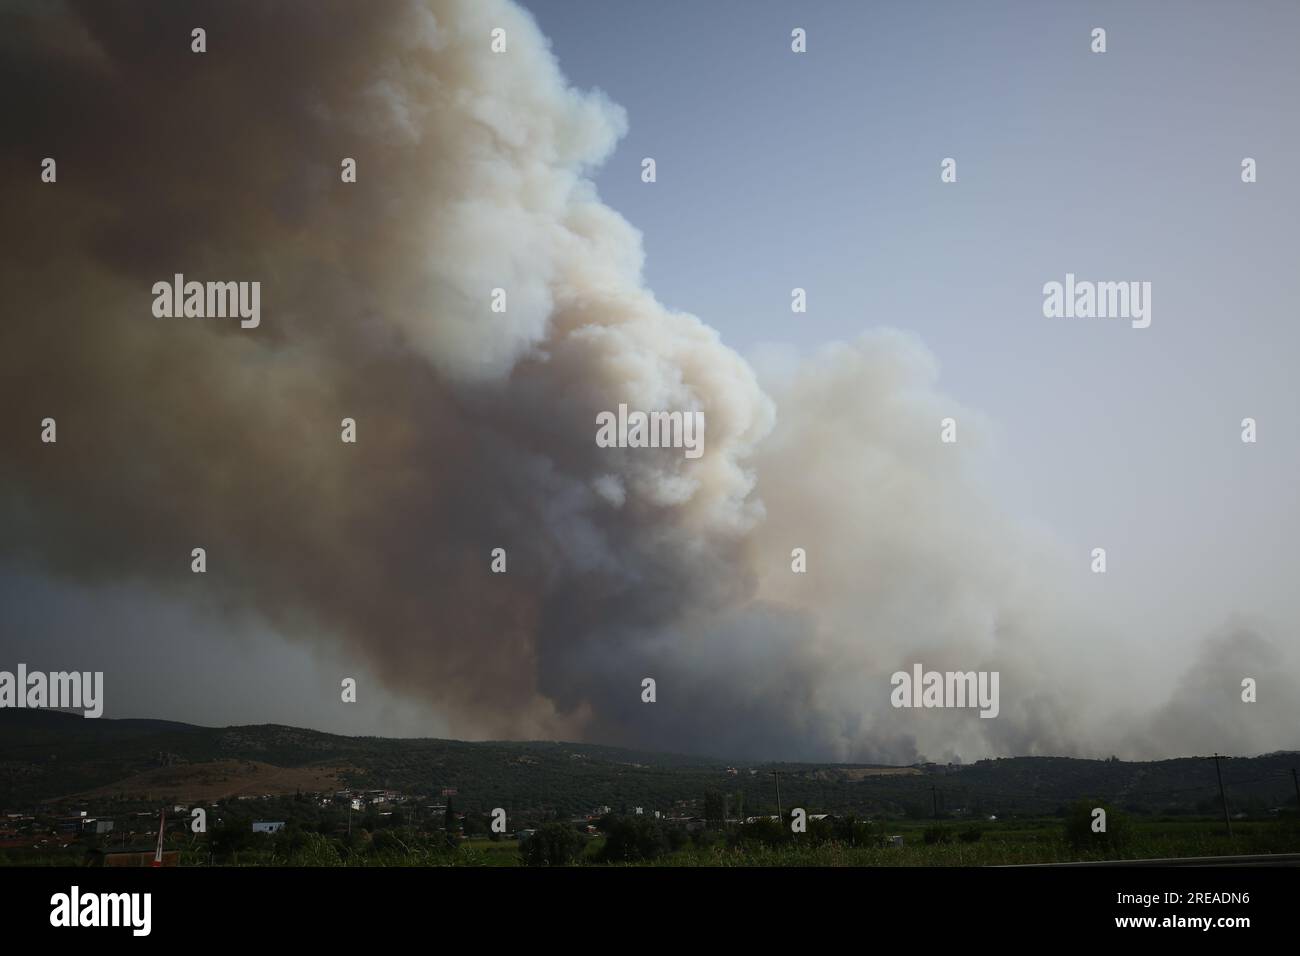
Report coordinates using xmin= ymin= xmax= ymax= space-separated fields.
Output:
xmin=598 ymin=815 xmax=673 ymax=862
xmin=729 ymin=816 xmax=787 ymax=849
xmin=520 ymin=822 xmax=585 ymax=866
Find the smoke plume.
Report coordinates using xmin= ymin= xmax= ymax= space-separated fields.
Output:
xmin=1 ymin=0 xmax=1294 ymax=761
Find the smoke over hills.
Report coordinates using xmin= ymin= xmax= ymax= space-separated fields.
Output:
xmin=0 ymin=0 xmax=1294 ymax=762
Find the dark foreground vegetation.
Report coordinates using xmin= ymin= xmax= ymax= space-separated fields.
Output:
xmin=4 ymin=712 xmax=1298 ymax=866
xmin=4 ymin=802 xmax=1298 ymax=868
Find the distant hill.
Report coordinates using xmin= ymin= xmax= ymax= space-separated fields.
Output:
xmin=2 ymin=711 xmax=1296 ymax=818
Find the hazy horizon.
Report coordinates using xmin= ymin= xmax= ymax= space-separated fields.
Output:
xmin=9 ymin=708 xmax=1299 ymax=767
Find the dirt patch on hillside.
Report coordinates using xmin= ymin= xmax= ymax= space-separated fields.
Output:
xmin=806 ymin=767 xmax=923 ymax=782
xmin=67 ymin=760 xmax=353 ymax=802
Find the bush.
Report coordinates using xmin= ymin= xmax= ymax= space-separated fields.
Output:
xmin=1063 ymin=800 xmax=1132 ymax=854
xmin=691 ymin=828 xmax=721 ymax=849
xmin=370 ymin=828 xmax=415 ymax=853
xmin=831 ymin=814 xmax=880 ymax=848
xmin=958 ymin=825 xmax=983 ymax=843
xmin=519 ymin=822 xmax=586 ymax=867
xmin=666 ymin=826 xmax=690 ymax=852
xmin=728 ymin=817 xmax=787 ymax=849
xmin=923 ymin=825 xmax=954 ymax=845
xmin=598 ymin=815 xmax=672 ymax=863
xmin=287 ymin=831 xmax=343 ymax=866
xmin=806 ymin=816 xmax=836 ymax=845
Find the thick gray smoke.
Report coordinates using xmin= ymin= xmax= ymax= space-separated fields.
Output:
xmin=1 ymin=0 xmax=1294 ymax=761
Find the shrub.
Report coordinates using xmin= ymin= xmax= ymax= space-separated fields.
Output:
xmin=827 ymin=815 xmax=886 ymax=848
xmin=691 ymin=828 xmax=721 ymax=849
xmin=287 ymin=831 xmax=343 ymax=866
xmin=728 ymin=817 xmax=787 ymax=849
xmin=1063 ymin=799 xmax=1132 ymax=854
xmin=598 ymin=815 xmax=672 ymax=863
xmin=923 ymin=825 xmax=954 ymax=845
xmin=519 ymin=822 xmax=586 ymax=866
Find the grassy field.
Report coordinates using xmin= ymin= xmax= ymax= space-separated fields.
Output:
xmin=4 ymin=816 xmax=1296 ymax=867
xmin=604 ymin=818 xmax=1299 ymax=867
xmin=397 ymin=816 xmax=1300 ymax=867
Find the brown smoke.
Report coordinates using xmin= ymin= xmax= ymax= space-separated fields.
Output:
xmin=1 ymin=0 xmax=1293 ymax=760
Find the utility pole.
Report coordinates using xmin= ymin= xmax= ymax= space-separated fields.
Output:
xmin=931 ymin=785 xmax=939 ymax=819
xmin=772 ymin=770 xmax=783 ymax=821
xmin=1291 ymin=769 xmax=1300 ymax=812
xmin=1208 ymin=753 xmax=1232 ymax=838
xmin=152 ymin=807 xmax=166 ymax=867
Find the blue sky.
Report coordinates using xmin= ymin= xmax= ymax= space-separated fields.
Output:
xmin=521 ymin=0 xmax=1300 ymax=650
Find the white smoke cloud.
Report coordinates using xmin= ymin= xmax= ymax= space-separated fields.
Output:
xmin=0 ymin=0 xmax=1294 ymax=761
